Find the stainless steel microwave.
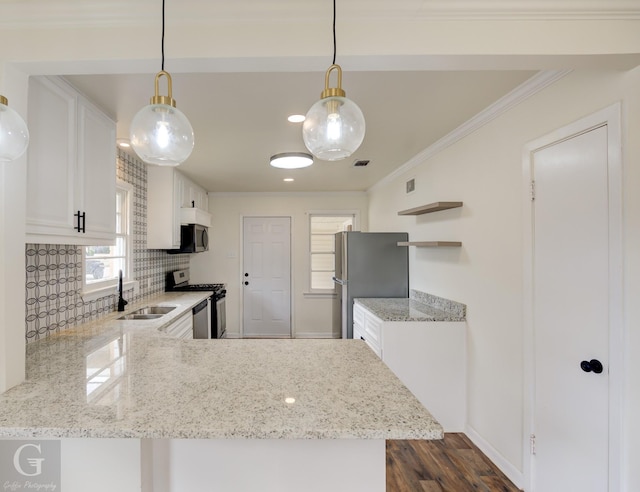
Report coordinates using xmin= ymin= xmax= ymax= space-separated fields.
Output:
xmin=169 ymin=224 xmax=209 ymax=253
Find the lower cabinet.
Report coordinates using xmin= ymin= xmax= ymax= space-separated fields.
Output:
xmin=165 ymin=312 xmax=193 ymax=339
xmin=353 ymin=302 xmax=466 ymax=432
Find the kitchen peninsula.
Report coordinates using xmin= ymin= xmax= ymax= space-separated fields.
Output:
xmin=0 ymin=292 xmax=442 ymax=492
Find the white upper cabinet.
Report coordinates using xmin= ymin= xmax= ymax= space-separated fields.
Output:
xmin=180 ymin=177 xmax=208 ymax=210
xmin=147 ymin=166 xmax=182 ymax=249
xmin=26 ymin=76 xmax=116 ymax=245
xmin=147 ymin=167 xmax=210 ymax=250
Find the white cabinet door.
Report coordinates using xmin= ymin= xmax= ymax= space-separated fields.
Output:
xmin=165 ymin=312 xmax=193 ymax=339
xmin=77 ymin=99 xmax=116 ymax=242
xmin=180 ymin=174 xmax=208 ymax=210
xmin=26 ymin=76 xmax=116 ymax=245
xmin=147 ymin=167 xmax=181 ymax=249
xmin=26 ymin=76 xmax=78 ymax=239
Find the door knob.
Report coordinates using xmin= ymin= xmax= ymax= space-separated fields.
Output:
xmin=580 ymin=359 xmax=603 ymax=374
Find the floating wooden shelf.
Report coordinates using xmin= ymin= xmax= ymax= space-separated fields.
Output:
xmin=397 ymin=241 xmax=462 ymax=247
xmin=398 ymin=201 xmax=463 ymax=216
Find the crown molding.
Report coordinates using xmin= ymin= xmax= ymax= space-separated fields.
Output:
xmin=414 ymin=0 xmax=640 ymax=20
xmin=368 ymin=69 xmax=573 ymax=193
xmin=0 ymin=1 xmax=638 ymax=28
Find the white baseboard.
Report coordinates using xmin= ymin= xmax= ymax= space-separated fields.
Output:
xmin=464 ymin=425 xmax=524 ymax=490
xmin=293 ymin=333 xmax=340 ymax=339
xmin=224 ymin=333 xmax=340 ymax=339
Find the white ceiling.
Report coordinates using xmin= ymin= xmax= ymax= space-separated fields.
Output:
xmin=64 ymin=70 xmax=535 ymax=193
xmin=5 ymin=0 xmax=637 ymax=193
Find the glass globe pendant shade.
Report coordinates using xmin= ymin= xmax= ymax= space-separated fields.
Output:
xmin=0 ymin=95 xmax=30 ymax=163
xmin=129 ymin=71 xmax=194 ymax=167
xmin=302 ymin=65 xmax=365 ymax=161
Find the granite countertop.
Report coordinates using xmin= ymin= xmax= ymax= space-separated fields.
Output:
xmin=355 ymin=297 xmax=465 ymax=322
xmin=99 ymin=291 xmax=214 ymax=336
xmin=0 ymin=295 xmax=442 ymax=441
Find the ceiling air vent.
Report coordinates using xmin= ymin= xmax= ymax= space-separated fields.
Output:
xmin=353 ymin=159 xmax=370 ymax=167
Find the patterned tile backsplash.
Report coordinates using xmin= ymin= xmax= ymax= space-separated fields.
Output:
xmin=25 ymin=149 xmax=190 ymax=342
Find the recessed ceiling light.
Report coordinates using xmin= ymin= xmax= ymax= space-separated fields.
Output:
xmin=270 ymin=152 xmax=313 ymax=169
xmin=287 ymin=114 xmax=306 ymax=123
xmin=283 ymin=178 xmax=294 ymax=182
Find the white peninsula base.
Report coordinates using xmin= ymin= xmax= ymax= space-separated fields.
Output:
xmin=54 ymin=438 xmax=385 ymax=492
xmin=147 ymin=439 xmax=385 ymax=492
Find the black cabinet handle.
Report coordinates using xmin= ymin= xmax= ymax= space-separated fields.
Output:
xmin=74 ymin=211 xmax=86 ymax=233
xmin=580 ymin=359 xmax=603 ymax=374
xmin=244 ymin=281 xmax=249 ymax=286
xmin=360 ymin=336 xmax=365 ymax=341
xmin=244 ymin=273 xmax=249 ymax=277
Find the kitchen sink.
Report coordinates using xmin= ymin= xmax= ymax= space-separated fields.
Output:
xmin=117 ymin=305 xmax=176 ymax=321
xmin=132 ymin=306 xmax=176 ymax=315
xmin=118 ymin=313 xmax=164 ymax=320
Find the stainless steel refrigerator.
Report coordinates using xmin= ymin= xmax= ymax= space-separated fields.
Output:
xmin=332 ymin=231 xmax=409 ymax=339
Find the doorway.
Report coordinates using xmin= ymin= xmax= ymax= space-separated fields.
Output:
xmin=242 ymin=217 xmax=292 ymax=337
xmin=522 ymin=104 xmax=623 ymax=491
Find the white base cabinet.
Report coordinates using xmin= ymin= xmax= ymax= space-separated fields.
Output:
xmin=353 ymin=302 xmax=466 ymax=432
xmin=26 ymin=76 xmax=116 ymax=245
xmin=164 ymin=312 xmax=194 ymax=339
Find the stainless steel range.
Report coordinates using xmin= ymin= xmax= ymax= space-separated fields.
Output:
xmin=167 ymin=269 xmax=227 ymax=339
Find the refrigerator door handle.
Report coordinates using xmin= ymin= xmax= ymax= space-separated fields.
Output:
xmin=332 ymin=276 xmax=347 ymax=286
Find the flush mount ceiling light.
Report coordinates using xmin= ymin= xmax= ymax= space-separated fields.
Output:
xmin=302 ymin=0 xmax=365 ymax=161
xmin=129 ymin=0 xmax=194 ymax=167
xmin=270 ymin=152 xmax=313 ymax=169
xmin=0 ymin=94 xmax=30 ymax=163
xmin=287 ymin=114 xmax=306 ymax=123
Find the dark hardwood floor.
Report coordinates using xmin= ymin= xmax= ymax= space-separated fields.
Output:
xmin=387 ymin=433 xmax=521 ymax=491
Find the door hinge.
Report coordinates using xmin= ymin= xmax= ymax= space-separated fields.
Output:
xmin=530 ymin=434 xmax=536 ymax=455
xmin=530 ymin=180 xmax=536 ymax=201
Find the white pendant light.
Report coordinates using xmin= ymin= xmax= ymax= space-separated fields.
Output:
xmin=270 ymin=152 xmax=313 ymax=169
xmin=129 ymin=0 xmax=194 ymax=167
xmin=302 ymin=0 xmax=365 ymax=161
xmin=0 ymin=95 xmax=30 ymax=163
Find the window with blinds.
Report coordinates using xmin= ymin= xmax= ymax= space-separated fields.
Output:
xmin=309 ymin=214 xmax=354 ymax=291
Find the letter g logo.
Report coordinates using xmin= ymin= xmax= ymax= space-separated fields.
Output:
xmin=13 ymin=443 xmax=45 ymax=476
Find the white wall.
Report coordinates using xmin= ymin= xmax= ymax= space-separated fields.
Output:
xmin=189 ymin=192 xmax=368 ymax=338
xmin=367 ymin=68 xmax=640 ymax=490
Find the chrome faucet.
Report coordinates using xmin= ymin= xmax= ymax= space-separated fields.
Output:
xmin=117 ymin=270 xmax=128 ymax=312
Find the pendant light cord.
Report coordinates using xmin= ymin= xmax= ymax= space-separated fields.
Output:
xmin=161 ymin=0 xmax=165 ymax=71
xmin=332 ymin=0 xmax=336 ymax=65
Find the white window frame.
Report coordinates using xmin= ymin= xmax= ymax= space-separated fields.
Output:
xmin=306 ymin=210 xmax=359 ymax=297
xmin=82 ymin=180 xmax=135 ymax=301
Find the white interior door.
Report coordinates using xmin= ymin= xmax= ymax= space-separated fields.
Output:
xmin=530 ymin=125 xmax=612 ymax=491
xmin=242 ymin=217 xmax=291 ymax=337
